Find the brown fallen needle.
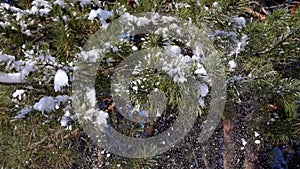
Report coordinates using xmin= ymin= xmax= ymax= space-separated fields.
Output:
xmin=245 ymin=7 xmax=267 ymax=20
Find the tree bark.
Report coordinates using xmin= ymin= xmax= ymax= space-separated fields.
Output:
xmin=243 ymin=145 xmax=258 ymax=169
xmin=222 ymin=115 xmax=236 ymax=169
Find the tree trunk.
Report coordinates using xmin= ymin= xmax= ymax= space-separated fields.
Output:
xmin=243 ymin=145 xmax=258 ymax=169
xmin=222 ymin=115 xmax=236 ymax=169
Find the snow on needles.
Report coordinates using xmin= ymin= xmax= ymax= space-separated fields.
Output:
xmin=228 ymin=60 xmax=237 ymax=71
xmin=33 ymin=95 xmax=69 ymax=113
xmin=54 ymin=69 xmax=69 ymax=92
xmin=11 ymin=105 xmax=33 ymax=121
xmin=88 ymin=8 xmax=113 ymax=29
xmin=80 ymin=0 xmax=91 ymax=6
xmin=12 ymin=89 xmax=25 ymax=100
xmin=54 ymin=0 xmax=67 ymax=7
xmin=232 ymin=16 xmax=246 ymax=29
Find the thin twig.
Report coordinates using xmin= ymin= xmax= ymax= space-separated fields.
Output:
xmin=28 ymin=136 xmax=49 ymax=150
xmin=192 ymin=150 xmax=199 ymax=168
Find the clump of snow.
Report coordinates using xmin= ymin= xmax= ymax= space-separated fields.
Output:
xmin=28 ymin=6 xmax=38 ymax=15
xmin=173 ymin=71 xmax=186 ymax=83
xmin=197 ymin=82 xmax=210 ymax=108
xmin=137 ymin=16 xmax=151 ymax=27
xmin=78 ymin=49 xmax=102 ymax=62
xmin=228 ymin=60 xmax=237 ymax=71
xmin=241 ymin=138 xmax=247 ymax=146
xmin=34 ymin=97 xmax=56 ymax=113
xmin=80 ymin=108 xmax=109 ymax=127
xmin=39 ymin=8 xmax=51 ymax=15
xmin=61 ymin=110 xmax=71 ymax=127
xmin=121 ymin=13 xmax=151 ymax=27
xmin=212 ymin=29 xmax=248 ymax=58
xmin=39 ymin=52 xmax=56 ymax=64
xmin=132 ymin=86 xmax=138 ymax=92
xmin=232 ymin=16 xmax=246 ymax=29
xmin=138 ymin=109 xmax=149 ymax=117
xmin=33 ymin=95 xmax=69 ymax=113
xmin=106 ymin=57 xmax=116 ymax=63
xmin=88 ymin=8 xmax=113 ymax=29
xmin=54 ymin=0 xmax=67 ymax=7
xmin=0 ymin=72 xmax=24 ymax=84
xmin=174 ymin=2 xmax=191 ymax=9
xmin=20 ymin=60 xmax=36 ymax=79
xmin=198 ymin=98 xmax=205 ymax=108
xmin=62 ymin=15 xmax=68 ymax=22
xmin=80 ymin=0 xmax=91 ymax=6
xmin=112 ymin=46 xmax=118 ymax=52
xmin=0 ymin=53 xmax=17 ymax=70
xmin=229 ymin=34 xmax=248 ymax=57
xmin=194 ymin=63 xmax=208 ymax=75
xmin=0 ymin=52 xmax=51 ymax=85
xmin=132 ymin=63 xmax=143 ymax=75
xmin=213 ymin=30 xmax=238 ymax=38
xmin=166 ymin=45 xmax=181 ymax=57
xmin=161 ymin=16 xmax=176 ymax=23
xmin=193 ymin=41 xmax=205 ymax=59
xmin=12 ymin=89 xmax=25 ymax=100
xmin=56 ymin=95 xmax=70 ymax=103
xmin=54 ymin=69 xmax=69 ymax=92
xmin=132 ymin=46 xmax=138 ymax=51
xmin=254 ymin=131 xmax=260 ymax=137
xmin=0 ymin=53 xmax=15 ymax=63
xmin=11 ymin=106 xmax=33 ymax=121
xmin=29 ymin=0 xmax=53 ymax=16
xmin=212 ymin=2 xmax=218 ymax=7
xmin=199 ymin=83 xmax=209 ymax=97
xmin=95 ymin=110 xmax=109 ymax=126
xmin=88 ymin=10 xmax=98 ymax=20
xmin=161 ymin=53 xmax=191 ymax=83
xmin=255 ymin=140 xmax=261 ymax=144
xmin=23 ymin=29 xmax=31 ymax=36
xmin=86 ymin=88 xmax=97 ymax=106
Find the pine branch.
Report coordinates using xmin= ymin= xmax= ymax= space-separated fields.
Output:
xmin=255 ymin=28 xmax=294 ymax=56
